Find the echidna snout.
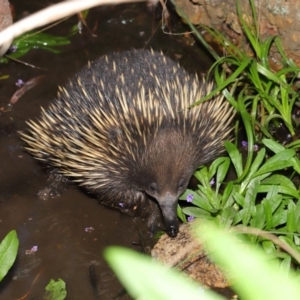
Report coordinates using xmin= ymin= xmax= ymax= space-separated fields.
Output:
xmin=135 ymin=128 xmax=198 ymax=237
xmin=21 ymin=49 xmax=234 ymax=237
xmin=155 ymin=193 xmax=179 ymax=237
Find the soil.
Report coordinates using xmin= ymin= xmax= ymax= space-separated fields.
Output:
xmin=0 ymin=1 xmax=213 ymax=299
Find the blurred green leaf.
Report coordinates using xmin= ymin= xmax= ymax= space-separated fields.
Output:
xmin=197 ymin=222 xmax=300 ymax=300
xmin=104 ymin=246 xmax=224 ymax=300
xmin=0 ymin=230 xmax=19 ymax=282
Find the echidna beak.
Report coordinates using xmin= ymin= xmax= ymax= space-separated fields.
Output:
xmin=159 ymin=194 xmax=179 ymax=238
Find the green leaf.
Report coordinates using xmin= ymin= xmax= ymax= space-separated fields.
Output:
xmin=236 ymin=0 xmax=261 ymax=58
xmin=225 ymin=141 xmax=243 ymax=177
xmin=264 ymin=194 xmax=282 ymax=214
xmin=215 ymin=157 xmax=230 ymax=193
xmin=177 ymin=205 xmax=187 ymax=223
xmin=104 ymin=246 xmax=224 ymax=300
xmin=246 ymin=148 xmax=266 ymax=178
xmin=14 ymin=32 xmax=71 ymax=47
xmin=296 ymin=221 xmax=300 ymax=234
xmin=262 ymin=200 xmax=273 ymax=230
xmin=198 ymin=185 xmax=221 ymax=210
xmin=194 ymin=167 xmax=210 ymax=188
xmin=262 ymin=138 xmax=285 ymax=152
xmin=0 ymin=230 xmax=19 ymax=282
xmin=287 ymin=200 xmax=296 ymax=233
xmin=208 ymin=157 xmax=228 ymax=177
xmin=219 ymin=207 xmax=236 ymax=227
xmin=272 ymin=210 xmax=288 ymax=228
xmin=265 ymin=149 xmax=295 ymax=165
xmin=262 ymin=141 xmax=300 ymax=174
xmin=239 ymin=148 xmax=266 ymax=191
xmin=262 ymin=175 xmax=297 ymax=190
xmin=233 ymin=192 xmax=245 ymax=207
xmin=232 ymin=209 xmax=243 ymax=225
xmin=182 ymin=207 xmax=213 ymax=218
xmin=250 ymin=203 xmax=266 ymax=229
xmin=260 ymin=36 xmax=277 ymax=68
xmin=44 ymin=279 xmax=67 ymax=300
xmin=252 ymin=149 xmax=295 ymax=177
xmin=221 ymin=181 xmax=234 ymax=207
xmin=241 ymin=177 xmax=260 ymax=225
xmin=295 ymin=201 xmax=300 ymax=226
xmin=180 ymin=190 xmax=214 ymax=211
xmin=257 ymin=185 xmax=299 ymax=199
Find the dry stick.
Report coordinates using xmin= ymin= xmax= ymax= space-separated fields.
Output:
xmin=0 ymin=0 xmax=144 ymax=47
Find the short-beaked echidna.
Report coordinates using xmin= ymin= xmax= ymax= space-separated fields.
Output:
xmin=21 ymin=49 xmax=234 ymax=237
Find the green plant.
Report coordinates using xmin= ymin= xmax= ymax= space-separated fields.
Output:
xmin=44 ymin=278 xmax=67 ymax=300
xmin=104 ymin=222 xmax=300 ymax=300
xmin=170 ymin=0 xmax=300 ymax=272
xmin=178 ymin=139 xmax=300 ymax=271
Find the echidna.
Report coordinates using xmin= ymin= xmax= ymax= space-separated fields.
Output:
xmin=21 ymin=49 xmax=234 ymax=237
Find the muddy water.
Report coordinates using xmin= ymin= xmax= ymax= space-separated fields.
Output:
xmin=0 ymin=2 xmax=212 ymax=299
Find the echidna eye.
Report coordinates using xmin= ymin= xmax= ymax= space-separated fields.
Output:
xmin=149 ymin=183 xmax=157 ymax=192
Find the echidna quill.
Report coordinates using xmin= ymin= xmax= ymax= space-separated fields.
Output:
xmin=21 ymin=49 xmax=234 ymax=237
